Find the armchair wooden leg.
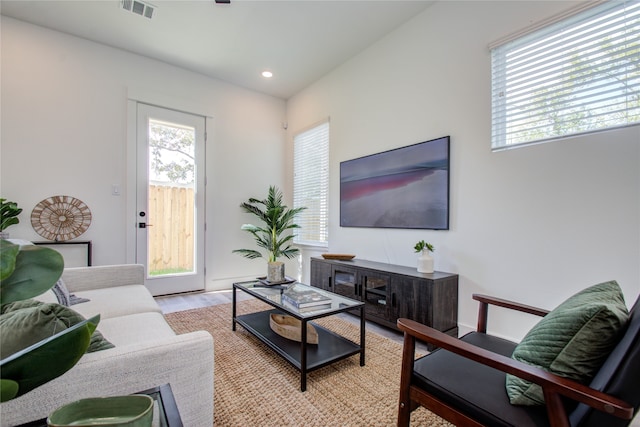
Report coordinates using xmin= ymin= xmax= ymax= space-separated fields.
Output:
xmin=398 ymin=333 xmax=416 ymax=427
xmin=543 ymin=390 xmax=571 ymax=427
xmin=398 ymin=400 xmax=411 ymax=427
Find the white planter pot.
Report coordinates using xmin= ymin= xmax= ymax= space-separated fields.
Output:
xmin=417 ymin=249 xmax=434 ymax=273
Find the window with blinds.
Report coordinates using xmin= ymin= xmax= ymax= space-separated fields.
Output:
xmin=491 ymin=1 xmax=640 ymax=150
xmin=293 ymin=121 xmax=329 ymax=247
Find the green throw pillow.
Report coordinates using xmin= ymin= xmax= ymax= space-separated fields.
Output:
xmin=0 ymin=299 xmax=114 ymax=358
xmin=506 ymin=280 xmax=629 ymax=406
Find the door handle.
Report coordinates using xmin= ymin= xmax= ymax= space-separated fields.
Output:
xmin=138 ymin=212 xmax=152 ymax=228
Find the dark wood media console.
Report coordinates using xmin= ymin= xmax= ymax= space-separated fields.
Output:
xmin=310 ymin=257 xmax=459 ymax=342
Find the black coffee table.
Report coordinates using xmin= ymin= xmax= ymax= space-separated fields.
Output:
xmin=233 ymin=280 xmax=365 ymax=391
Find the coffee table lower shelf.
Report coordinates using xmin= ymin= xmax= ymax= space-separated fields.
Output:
xmin=235 ymin=309 xmax=362 ymax=390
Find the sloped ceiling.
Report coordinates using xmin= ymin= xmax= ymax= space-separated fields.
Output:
xmin=1 ymin=0 xmax=434 ymax=99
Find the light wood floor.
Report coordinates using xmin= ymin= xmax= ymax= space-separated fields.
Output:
xmin=155 ymin=289 xmax=431 ymax=353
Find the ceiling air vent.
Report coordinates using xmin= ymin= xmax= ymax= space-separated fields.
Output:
xmin=121 ymin=0 xmax=155 ymax=19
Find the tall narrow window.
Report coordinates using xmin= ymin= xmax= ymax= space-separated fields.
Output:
xmin=293 ymin=121 xmax=329 ymax=247
xmin=491 ymin=1 xmax=640 ymax=150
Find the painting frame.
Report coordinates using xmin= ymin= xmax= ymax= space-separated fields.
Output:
xmin=339 ymin=136 xmax=450 ymax=230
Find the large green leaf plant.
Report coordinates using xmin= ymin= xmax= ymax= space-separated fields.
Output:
xmin=233 ymin=186 xmax=306 ymax=262
xmin=0 ymin=240 xmax=99 ymax=402
xmin=0 ymin=198 xmax=22 ymax=232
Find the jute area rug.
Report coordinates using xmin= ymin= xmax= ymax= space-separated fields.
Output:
xmin=164 ymin=299 xmax=452 ymax=427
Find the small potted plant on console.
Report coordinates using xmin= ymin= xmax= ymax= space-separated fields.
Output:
xmin=414 ymin=240 xmax=435 ymax=273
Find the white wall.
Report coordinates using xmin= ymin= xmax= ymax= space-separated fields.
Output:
xmin=286 ymin=1 xmax=640 ymax=340
xmin=1 ymin=17 xmax=290 ymax=291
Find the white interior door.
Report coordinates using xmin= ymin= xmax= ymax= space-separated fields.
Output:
xmin=136 ymin=103 xmax=206 ymax=295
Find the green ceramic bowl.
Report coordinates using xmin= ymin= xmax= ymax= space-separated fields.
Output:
xmin=47 ymin=395 xmax=154 ymax=427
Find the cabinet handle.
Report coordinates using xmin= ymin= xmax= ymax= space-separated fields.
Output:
xmin=328 ymin=276 xmax=332 ymax=288
xmin=392 ymin=292 xmax=397 ymax=307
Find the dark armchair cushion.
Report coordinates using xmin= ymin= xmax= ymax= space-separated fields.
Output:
xmin=570 ymin=296 xmax=640 ymax=427
xmin=506 ymin=280 xmax=629 ymax=405
xmin=413 ymin=332 xmax=551 ymax=427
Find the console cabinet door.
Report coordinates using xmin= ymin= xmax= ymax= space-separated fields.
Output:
xmin=332 ymin=264 xmax=359 ymax=299
xmin=310 ymin=259 xmax=332 ymax=291
xmin=389 ymin=276 xmax=431 ymax=327
xmin=360 ymin=269 xmax=390 ymax=323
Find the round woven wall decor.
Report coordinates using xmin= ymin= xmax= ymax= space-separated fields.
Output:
xmin=31 ymin=195 xmax=92 ymax=241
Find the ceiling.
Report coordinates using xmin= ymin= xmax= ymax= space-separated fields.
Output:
xmin=1 ymin=0 xmax=434 ymax=99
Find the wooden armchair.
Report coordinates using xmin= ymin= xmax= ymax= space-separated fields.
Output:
xmin=397 ymin=293 xmax=640 ymax=427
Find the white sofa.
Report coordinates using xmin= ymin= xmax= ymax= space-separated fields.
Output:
xmin=0 ymin=264 xmax=214 ymax=427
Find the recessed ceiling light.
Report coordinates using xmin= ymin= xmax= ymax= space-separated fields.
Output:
xmin=262 ymin=71 xmax=273 ymax=78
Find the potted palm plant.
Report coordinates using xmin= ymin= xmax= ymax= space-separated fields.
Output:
xmin=233 ymin=186 xmax=306 ymax=282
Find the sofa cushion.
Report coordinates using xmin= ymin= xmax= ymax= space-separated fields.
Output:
xmin=0 ymin=300 xmax=114 ymax=357
xmin=69 ymin=285 xmax=162 ymax=320
xmin=506 ymin=280 xmax=629 ymax=405
xmin=33 ymin=289 xmax=58 ymax=304
xmin=95 ymin=312 xmax=175 ymax=347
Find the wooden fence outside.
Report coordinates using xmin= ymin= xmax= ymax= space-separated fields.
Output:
xmin=148 ymin=185 xmax=195 ymax=274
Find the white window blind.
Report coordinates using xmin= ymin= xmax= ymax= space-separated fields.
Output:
xmin=293 ymin=121 xmax=329 ymax=247
xmin=491 ymin=1 xmax=640 ymax=150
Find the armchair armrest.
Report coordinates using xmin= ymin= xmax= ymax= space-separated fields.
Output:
xmin=472 ymin=294 xmax=550 ymax=333
xmin=397 ymin=318 xmax=633 ymax=422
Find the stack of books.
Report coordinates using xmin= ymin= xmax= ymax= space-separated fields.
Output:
xmin=282 ymin=288 xmax=332 ymax=312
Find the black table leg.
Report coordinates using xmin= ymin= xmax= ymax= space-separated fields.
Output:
xmin=301 ymin=319 xmax=308 ymax=391
xmin=232 ymin=285 xmax=237 ymax=331
xmin=360 ymin=305 xmax=365 ymax=366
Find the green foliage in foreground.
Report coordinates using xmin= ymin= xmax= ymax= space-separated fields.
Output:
xmin=0 ymin=240 xmax=99 ymax=402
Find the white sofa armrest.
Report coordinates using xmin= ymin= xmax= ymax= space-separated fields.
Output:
xmin=62 ymin=264 xmax=145 ymax=293
xmin=0 ymin=331 xmax=214 ymax=427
